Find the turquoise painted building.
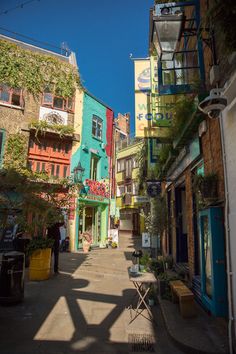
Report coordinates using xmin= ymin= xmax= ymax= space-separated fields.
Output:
xmin=71 ymin=91 xmax=114 ymax=250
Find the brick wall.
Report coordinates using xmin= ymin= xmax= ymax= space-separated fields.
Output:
xmin=201 ymin=117 xmax=225 ymax=200
xmin=185 ymin=170 xmax=195 ymax=279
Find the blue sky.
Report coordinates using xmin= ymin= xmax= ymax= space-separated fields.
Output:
xmin=0 ymin=0 xmax=154 ymax=133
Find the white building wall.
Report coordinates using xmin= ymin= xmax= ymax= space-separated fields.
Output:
xmin=222 ymin=71 xmax=236 ymax=342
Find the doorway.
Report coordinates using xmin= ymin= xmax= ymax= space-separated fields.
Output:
xmin=175 ymin=184 xmax=188 ymax=263
xmin=82 ymin=206 xmax=101 ymax=246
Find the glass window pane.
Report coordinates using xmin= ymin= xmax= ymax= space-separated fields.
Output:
xmin=92 ymin=126 xmax=96 ymax=136
xmin=11 ymin=93 xmax=20 ymax=106
xmin=0 ymin=89 xmax=10 ymax=102
xmin=56 ymin=165 xmax=60 ymax=177
xmin=51 ymin=164 xmax=55 ymax=176
xmin=53 ymin=97 xmax=64 ymax=109
xmin=65 ymin=143 xmax=69 ymax=153
xmin=203 ymin=216 xmax=212 ymax=298
xmin=41 ymin=163 xmax=45 ymax=172
xmin=63 ymin=166 xmax=67 ymax=178
xmin=67 ymin=98 xmax=73 ymax=110
xmin=43 ymin=93 xmax=53 ymax=104
xmin=36 ymin=162 xmax=40 ymax=172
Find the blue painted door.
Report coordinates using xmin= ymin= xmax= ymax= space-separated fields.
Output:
xmin=199 ymin=207 xmax=228 ymax=317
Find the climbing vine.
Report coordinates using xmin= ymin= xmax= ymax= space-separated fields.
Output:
xmin=3 ymin=133 xmax=28 ymax=171
xmin=0 ymin=39 xmax=81 ymax=97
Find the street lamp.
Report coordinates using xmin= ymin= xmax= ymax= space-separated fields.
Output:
xmin=73 ymin=162 xmax=85 ymax=184
xmin=152 ymin=5 xmax=184 ymax=61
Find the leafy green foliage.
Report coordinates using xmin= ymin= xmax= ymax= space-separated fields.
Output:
xmin=26 ymin=236 xmax=54 ymax=255
xmin=30 ymin=120 xmax=74 ymax=138
xmin=143 ymin=195 xmax=167 ymax=236
xmin=136 ymin=141 xmax=147 ymax=191
xmin=203 ymin=0 xmax=236 ymax=55
xmin=0 ymin=39 xmax=81 ymax=97
xmin=3 ymin=133 xmax=28 ymax=171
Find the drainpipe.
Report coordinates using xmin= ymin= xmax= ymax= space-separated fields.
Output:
xmin=219 ymin=113 xmax=234 ymax=354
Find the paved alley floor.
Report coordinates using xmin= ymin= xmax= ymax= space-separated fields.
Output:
xmin=0 ymin=247 xmax=185 ymax=354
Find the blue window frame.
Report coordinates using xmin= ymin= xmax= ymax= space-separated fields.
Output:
xmin=0 ymin=129 xmax=5 ymax=168
xmin=92 ymin=115 xmax=103 ymax=140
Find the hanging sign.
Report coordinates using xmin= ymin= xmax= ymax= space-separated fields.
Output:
xmin=146 ymin=181 xmax=162 ymax=197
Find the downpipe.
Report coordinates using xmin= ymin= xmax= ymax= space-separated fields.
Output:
xmin=219 ymin=113 xmax=234 ymax=354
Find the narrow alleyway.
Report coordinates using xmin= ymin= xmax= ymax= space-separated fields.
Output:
xmin=0 ymin=236 xmax=184 ymax=354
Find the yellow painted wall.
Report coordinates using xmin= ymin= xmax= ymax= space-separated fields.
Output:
xmin=69 ymin=89 xmax=83 ymax=251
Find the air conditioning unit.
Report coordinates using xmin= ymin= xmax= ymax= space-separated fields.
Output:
xmin=101 ymin=143 xmax=106 ymax=149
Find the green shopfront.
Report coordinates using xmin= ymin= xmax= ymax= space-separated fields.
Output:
xmin=76 ymin=189 xmax=109 ymax=249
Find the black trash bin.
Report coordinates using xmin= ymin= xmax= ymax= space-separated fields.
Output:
xmin=0 ymin=251 xmax=25 ymax=305
xmin=14 ymin=238 xmax=30 ymax=267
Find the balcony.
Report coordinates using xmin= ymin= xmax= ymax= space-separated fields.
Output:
xmin=116 ymin=136 xmax=142 ymax=151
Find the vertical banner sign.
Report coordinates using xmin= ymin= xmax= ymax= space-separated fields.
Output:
xmin=134 ymin=58 xmax=174 ymax=139
xmin=134 ymin=59 xmax=151 ymax=138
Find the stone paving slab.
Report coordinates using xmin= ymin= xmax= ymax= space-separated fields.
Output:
xmin=159 ymin=296 xmax=229 ymax=354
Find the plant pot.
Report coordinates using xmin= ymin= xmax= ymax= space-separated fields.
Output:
xmin=83 ymin=241 xmax=90 ymax=253
xmin=29 ymin=248 xmax=51 ymax=281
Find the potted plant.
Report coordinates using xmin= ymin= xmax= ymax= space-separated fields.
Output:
xmin=111 ymin=241 xmax=117 ymax=249
xmin=26 ymin=236 xmax=54 ymax=281
xmin=79 ymin=229 xmax=92 ymax=253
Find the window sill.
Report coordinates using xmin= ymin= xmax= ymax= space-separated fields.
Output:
xmin=92 ymin=135 xmax=103 ymax=142
xmin=0 ymin=102 xmax=24 ymax=111
xmin=41 ymin=104 xmax=74 ymax=114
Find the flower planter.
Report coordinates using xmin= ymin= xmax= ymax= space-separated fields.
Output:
xmin=29 ymin=248 xmax=52 ymax=281
xmin=82 ymin=241 xmax=91 ymax=253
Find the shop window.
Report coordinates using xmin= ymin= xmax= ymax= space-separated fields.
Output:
xmin=0 ymin=85 xmax=23 ymax=107
xmin=42 ymin=90 xmax=74 ymax=112
xmin=90 ymin=154 xmax=99 ymax=180
xmin=92 ymin=115 xmax=103 ymax=140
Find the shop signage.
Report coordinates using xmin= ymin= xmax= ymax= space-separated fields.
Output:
xmin=134 ymin=59 xmax=174 ymax=138
xmin=39 ymin=107 xmax=68 ymax=125
xmin=133 ymin=196 xmax=149 ymax=204
xmin=85 ymin=179 xmax=109 ymax=198
xmin=168 ymin=136 xmax=200 ymax=180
